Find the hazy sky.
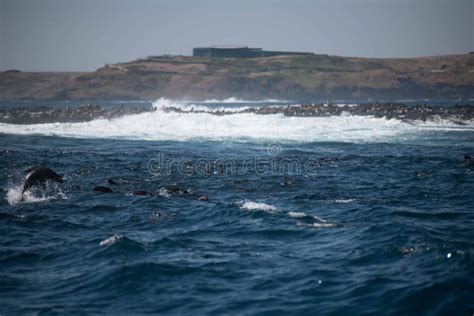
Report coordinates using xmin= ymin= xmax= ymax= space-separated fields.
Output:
xmin=1 ymin=0 xmax=472 ymax=71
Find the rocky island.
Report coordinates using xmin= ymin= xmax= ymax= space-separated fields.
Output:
xmin=1 ymin=53 xmax=473 ymax=101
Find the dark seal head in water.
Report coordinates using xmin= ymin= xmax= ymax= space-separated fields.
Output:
xmin=107 ymin=178 xmax=118 ymax=185
xmin=463 ymin=154 xmax=473 ymax=165
xmin=22 ymin=167 xmax=64 ymax=194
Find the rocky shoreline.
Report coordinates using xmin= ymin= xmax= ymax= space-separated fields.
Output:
xmin=0 ymin=102 xmax=472 ymax=125
xmin=0 ymin=104 xmax=154 ymax=125
xmin=163 ymin=103 xmax=474 ymax=124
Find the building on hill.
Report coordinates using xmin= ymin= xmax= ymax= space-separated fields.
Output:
xmin=193 ymin=46 xmax=312 ymax=58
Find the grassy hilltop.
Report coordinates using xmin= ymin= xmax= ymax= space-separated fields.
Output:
xmin=1 ymin=53 xmax=473 ymax=101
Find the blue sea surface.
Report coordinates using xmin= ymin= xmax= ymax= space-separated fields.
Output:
xmin=0 ymin=100 xmax=473 ymax=315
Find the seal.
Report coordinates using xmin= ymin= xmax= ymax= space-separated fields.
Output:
xmin=162 ymin=185 xmax=191 ymax=195
xmin=463 ymin=154 xmax=473 ymax=165
xmin=22 ymin=167 xmax=63 ymax=194
xmin=107 ymin=178 xmax=118 ymax=185
xmin=93 ymin=186 xmax=114 ymax=193
xmin=197 ymin=195 xmax=209 ymax=202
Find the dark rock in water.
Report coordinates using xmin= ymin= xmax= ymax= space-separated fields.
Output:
xmin=107 ymin=178 xmax=118 ymax=185
xmin=93 ymin=186 xmax=114 ymax=193
xmin=22 ymin=167 xmax=64 ymax=194
xmin=130 ymin=190 xmax=153 ymax=196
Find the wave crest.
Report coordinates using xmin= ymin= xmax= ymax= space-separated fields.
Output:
xmin=5 ymin=183 xmax=68 ymax=206
xmin=1 ymin=98 xmax=473 ymax=143
xmin=238 ymin=200 xmax=278 ymax=213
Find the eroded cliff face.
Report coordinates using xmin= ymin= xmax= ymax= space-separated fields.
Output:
xmin=1 ymin=54 xmax=473 ymax=101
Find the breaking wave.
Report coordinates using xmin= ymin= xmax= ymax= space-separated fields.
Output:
xmin=0 ymin=98 xmax=472 ymax=143
xmin=200 ymin=97 xmax=289 ymax=104
xmin=5 ymin=184 xmax=68 ymax=206
xmin=238 ymin=200 xmax=279 ymax=213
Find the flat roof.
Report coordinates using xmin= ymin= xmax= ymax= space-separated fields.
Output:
xmin=194 ymin=46 xmax=250 ymax=50
xmin=211 ymin=45 xmax=248 ymax=49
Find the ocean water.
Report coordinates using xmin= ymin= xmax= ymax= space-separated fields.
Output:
xmin=1 ymin=99 xmax=473 ymax=315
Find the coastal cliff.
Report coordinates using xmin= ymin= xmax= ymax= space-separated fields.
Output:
xmin=1 ymin=54 xmax=473 ymax=100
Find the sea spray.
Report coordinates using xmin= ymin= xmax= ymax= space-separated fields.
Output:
xmin=0 ymin=99 xmax=472 ymax=143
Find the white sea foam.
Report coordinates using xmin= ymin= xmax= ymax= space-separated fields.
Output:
xmin=287 ymin=211 xmax=308 ymax=218
xmin=99 ymin=234 xmax=123 ymax=246
xmin=238 ymin=200 xmax=278 ymax=213
xmin=288 ymin=211 xmax=338 ymax=227
xmin=334 ymin=199 xmax=355 ymax=203
xmin=288 ymin=211 xmax=328 ymax=222
xmin=6 ymin=190 xmax=53 ymax=206
xmin=238 ymin=203 xmax=338 ymax=227
xmin=153 ymin=98 xmax=254 ymax=113
xmin=200 ymin=97 xmax=287 ymax=103
xmin=153 ymin=98 xmax=289 ymax=113
xmin=158 ymin=187 xmax=172 ymax=198
xmin=1 ymin=98 xmax=472 ymax=143
xmin=5 ymin=184 xmax=67 ymax=206
xmin=305 ymin=222 xmax=339 ymax=228
xmin=152 ymin=97 xmax=176 ymax=109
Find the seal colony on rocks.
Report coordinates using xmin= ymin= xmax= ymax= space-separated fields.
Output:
xmin=0 ymin=102 xmax=472 ymax=125
xmin=0 ymin=104 xmax=154 ymax=125
xmin=162 ymin=102 xmax=474 ymax=124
